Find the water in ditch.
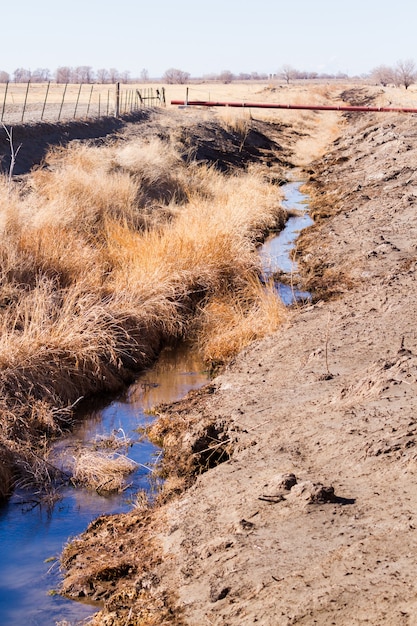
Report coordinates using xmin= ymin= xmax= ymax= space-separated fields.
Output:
xmin=0 ymin=344 xmax=209 ymax=626
xmin=0 ymin=179 xmax=313 ymax=626
xmin=260 ymin=180 xmax=313 ymax=304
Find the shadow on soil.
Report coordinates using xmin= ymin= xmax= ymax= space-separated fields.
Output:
xmin=0 ymin=111 xmax=153 ymax=176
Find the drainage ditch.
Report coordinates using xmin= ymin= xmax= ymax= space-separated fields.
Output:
xmin=0 ymin=178 xmax=313 ymax=625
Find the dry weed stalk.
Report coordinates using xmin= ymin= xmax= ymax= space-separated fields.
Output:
xmin=1 ymin=124 xmax=22 ymax=189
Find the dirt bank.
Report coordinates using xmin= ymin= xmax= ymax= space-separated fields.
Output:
xmin=0 ymin=105 xmax=293 ymax=177
xmin=61 ymin=87 xmax=417 ymax=625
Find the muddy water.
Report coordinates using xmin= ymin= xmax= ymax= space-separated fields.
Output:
xmin=0 ymin=344 xmax=209 ymax=626
xmin=261 ymin=180 xmax=313 ymax=304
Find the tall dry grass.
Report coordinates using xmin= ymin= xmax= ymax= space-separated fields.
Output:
xmin=196 ymin=279 xmax=287 ymax=367
xmin=0 ymin=111 xmax=287 ymax=492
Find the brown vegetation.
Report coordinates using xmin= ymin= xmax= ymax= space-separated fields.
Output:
xmin=72 ymin=450 xmax=138 ymax=493
xmin=0 ymin=107 xmax=290 ymax=497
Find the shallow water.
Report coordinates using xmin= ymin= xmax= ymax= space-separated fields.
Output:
xmin=260 ymin=180 xmax=313 ymax=304
xmin=0 ymin=344 xmax=209 ymax=626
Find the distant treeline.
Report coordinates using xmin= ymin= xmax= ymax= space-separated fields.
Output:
xmin=0 ymin=66 xmax=139 ymax=84
xmin=0 ymin=65 xmax=351 ymax=85
xmin=2 ymin=60 xmax=416 ymax=87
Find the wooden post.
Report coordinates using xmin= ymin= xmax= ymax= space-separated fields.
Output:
xmin=74 ymin=83 xmax=83 ymax=118
xmin=86 ymin=84 xmax=94 ymax=117
xmin=1 ymin=81 xmax=9 ymax=122
xmin=115 ymin=82 xmax=120 ymax=117
xmin=58 ymin=83 xmax=68 ymax=121
xmin=41 ymin=81 xmax=51 ymax=121
xmin=107 ymin=90 xmax=110 ymax=116
xmin=21 ymin=80 xmax=30 ymax=123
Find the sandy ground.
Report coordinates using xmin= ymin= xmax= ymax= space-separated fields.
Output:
xmin=61 ymin=86 xmax=417 ymax=625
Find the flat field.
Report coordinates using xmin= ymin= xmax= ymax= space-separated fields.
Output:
xmin=4 ymin=78 xmax=416 ymax=124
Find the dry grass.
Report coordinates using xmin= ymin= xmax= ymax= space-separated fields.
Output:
xmin=0 ymin=108 xmax=289 ymax=493
xmin=196 ymin=278 xmax=287 ymax=367
xmin=72 ymin=450 xmax=138 ymax=493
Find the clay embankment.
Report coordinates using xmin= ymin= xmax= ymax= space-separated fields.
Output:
xmin=61 ymin=89 xmax=417 ymax=625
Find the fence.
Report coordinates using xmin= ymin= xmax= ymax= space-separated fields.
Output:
xmin=0 ymin=82 xmax=166 ymax=125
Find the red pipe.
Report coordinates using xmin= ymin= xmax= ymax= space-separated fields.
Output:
xmin=171 ymin=100 xmax=417 ymax=113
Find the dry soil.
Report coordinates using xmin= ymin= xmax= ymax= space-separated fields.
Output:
xmin=61 ymin=86 xmax=417 ymax=626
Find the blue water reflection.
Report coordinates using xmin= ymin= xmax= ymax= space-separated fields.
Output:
xmin=0 ymin=344 xmax=209 ymax=625
xmin=260 ymin=181 xmax=313 ymax=304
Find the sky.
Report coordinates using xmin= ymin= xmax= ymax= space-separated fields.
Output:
xmin=1 ymin=0 xmax=416 ymax=79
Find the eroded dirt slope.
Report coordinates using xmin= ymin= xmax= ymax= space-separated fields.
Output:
xmin=61 ymin=89 xmax=417 ymax=625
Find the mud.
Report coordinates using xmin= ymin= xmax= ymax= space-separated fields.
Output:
xmin=60 ymin=87 xmax=417 ymax=625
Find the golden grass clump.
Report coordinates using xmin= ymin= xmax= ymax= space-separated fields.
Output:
xmin=196 ymin=279 xmax=288 ymax=367
xmin=28 ymin=143 xmax=140 ymax=233
xmin=72 ymin=450 xmax=138 ymax=493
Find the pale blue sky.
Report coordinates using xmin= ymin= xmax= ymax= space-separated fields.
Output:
xmin=1 ymin=0 xmax=415 ymax=78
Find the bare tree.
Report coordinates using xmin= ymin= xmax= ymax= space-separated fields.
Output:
xmin=119 ymin=70 xmax=131 ymax=83
xmin=13 ymin=68 xmax=31 ymax=83
xmin=140 ymin=68 xmax=149 ymax=83
xmin=163 ymin=68 xmax=190 ymax=84
xmin=96 ymin=68 xmax=110 ymax=83
xmin=371 ymin=64 xmax=395 ymax=86
xmin=108 ymin=68 xmax=120 ymax=83
xmin=395 ymin=59 xmax=417 ymax=89
xmin=279 ymin=64 xmax=296 ymax=84
xmin=218 ymin=70 xmax=234 ymax=84
xmin=251 ymin=71 xmax=268 ymax=80
xmin=0 ymin=70 xmax=10 ymax=82
xmin=73 ymin=66 xmax=94 ymax=83
xmin=55 ymin=66 xmax=72 ymax=83
xmin=31 ymin=68 xmax=51 ymax=83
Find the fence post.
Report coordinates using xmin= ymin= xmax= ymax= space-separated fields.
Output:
xmin=41 ymin=81 xmax=51 ymax=121
xmin=21 ymin=80 xmax=30 ymax=123
xmin=1 ymin=81 xmax=9 ymax=122
xmin=74 ymin=83 xmax=83 ymax=118
xmin=86 ymin=84 xmax=94 ymax=117
xmin=58 ymin=83 xmax=68 ymax=121
xmin=115 ymin=82 xmax=120 ymax=118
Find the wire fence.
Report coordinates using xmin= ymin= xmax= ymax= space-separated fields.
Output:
xmin=0 ymin=82 xmax=166 ymax=125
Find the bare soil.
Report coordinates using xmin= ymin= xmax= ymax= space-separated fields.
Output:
xmin=61 ymin=87 xmax=417 ymax=625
